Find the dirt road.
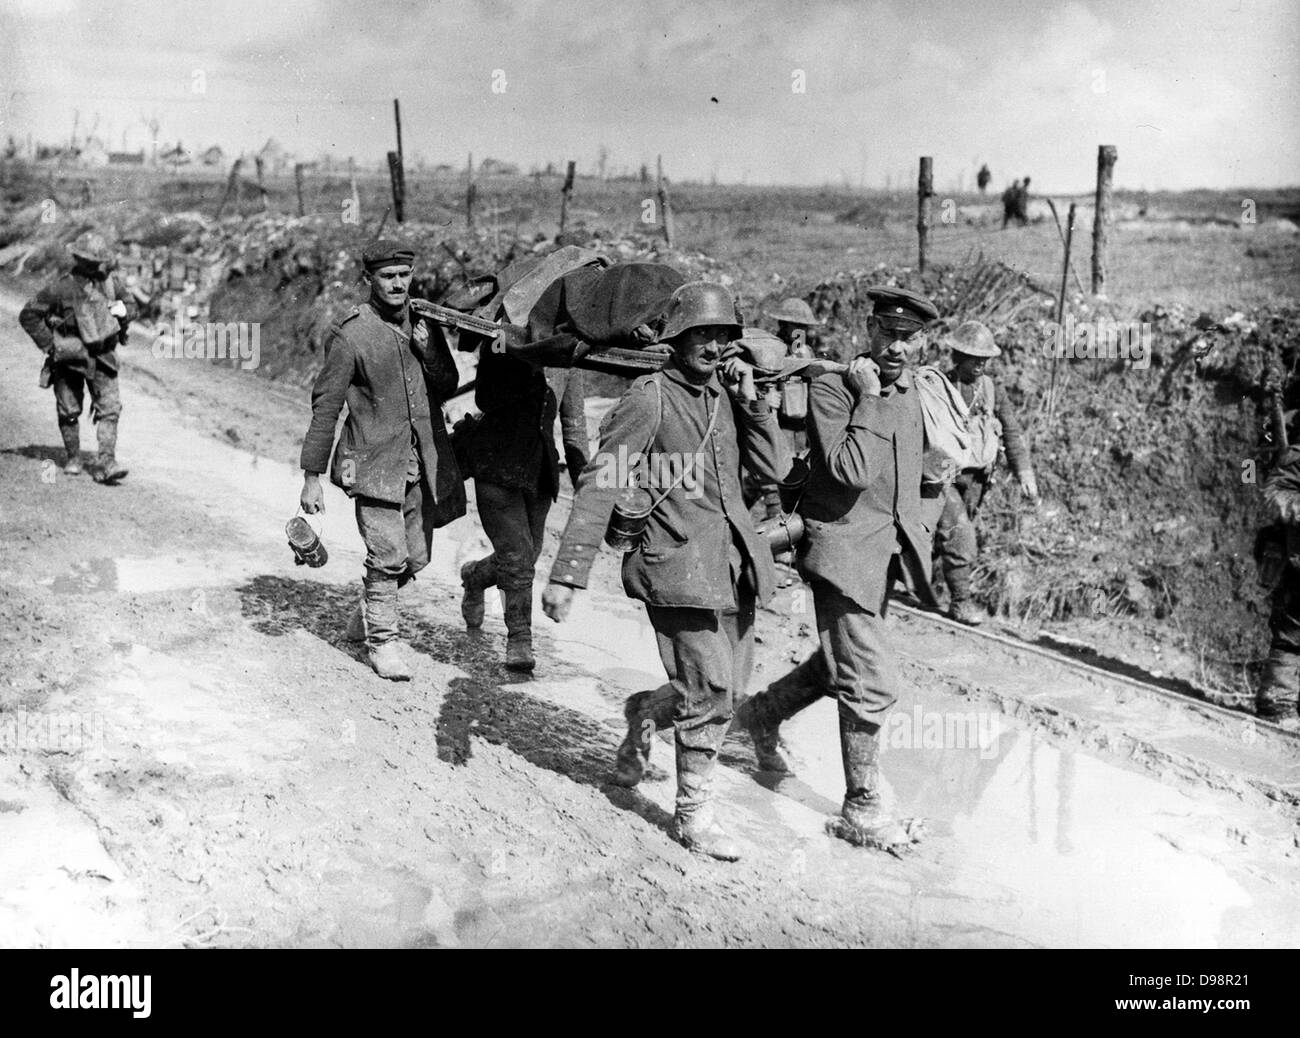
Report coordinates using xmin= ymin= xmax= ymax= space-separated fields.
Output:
xmin=2 ymin=286 xmax=1297 ymax=947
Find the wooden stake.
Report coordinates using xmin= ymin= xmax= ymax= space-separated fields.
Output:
xmin=917 ymin=156 xmax=933 ymax=274
xmin=466 ymin=153 xmax=477 ymax=230
xmin=294 ymin=162 xmax=305 ymax=217
xmin=1092 ymin=145 xmax=1117 ymax=296
xmin=393 ymin=99 xmax=404 ymax=165
xmin=255 ymin=155 xmax=269 ymax=212
xmin=387 ymin=150 xmax=405 ymax=224
xmin=1047 ymin=202 xmax=1077 ymax=424
xmin=559 ymin=159 xmax=576 ymax=235
xmin=657 ymin=154 xmax=675 ymax=248
xmin=215 ymin=157 xmax=242 ymax=219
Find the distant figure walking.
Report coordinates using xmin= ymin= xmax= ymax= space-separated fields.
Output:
xmin=1001 ymin=180 xmax=1022 ymax=228
xmin=976 ymin=164 xmax=991 ymax=195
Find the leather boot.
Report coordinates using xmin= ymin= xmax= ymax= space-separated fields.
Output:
xmin=611 ymin=685 xmax=675 ymax=786
xmin=502 ymin=588 xmax=535 ymax=672
xmin=460 ymin=558 xmax=493 ymax=630
xmin=92 ymin=417 xmax=128 ymax=484
xmin=59 ymin=422 xmax=82 ymax=475
xmin=362 ymin=574 xmax=411 ymax=681
xmin=731 ymin=654 xmax=824 ymax=774
xmin=948 ymin=598 xmax=984 ymax=626
xmin=670 ymin=738 xmax=740 ymax=861
xmin=829 ymin=715 xmax=922 ymax=850
xmin=732 ymin=695 xmax=793 ymax=773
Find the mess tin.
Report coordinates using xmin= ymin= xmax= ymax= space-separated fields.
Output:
xmin=286 ymin=512 xmax=328 ymax=568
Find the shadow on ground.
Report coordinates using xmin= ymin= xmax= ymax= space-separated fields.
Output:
xmin=234 ymin=573 xmax=675 ymax=832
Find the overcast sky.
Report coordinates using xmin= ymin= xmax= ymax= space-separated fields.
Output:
xmin=2 ymin=0 xmax=1297 ymax=192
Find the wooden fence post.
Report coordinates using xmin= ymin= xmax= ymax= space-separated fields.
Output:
xmin=1048 ymin=202 xmax=1077 ymax=423
xmin=1091 ymin=145 xmax=1117 ymax=296
xmin=917 ymin=156 xmax=933 ymax=273
xmin=387 ymin=150 xmax=405 ymax=224
xmin=215 ymin=157 xmax=242 ymax=219
xmin=294 ymin=163 xmax=305 ymax=217
xmin=657 ymin=154 xmax=675 ymax=248
xmin=559 ymin=160 xmax=576 ymax=235
xmin=466 ymin=153 xmax=477 ymax=230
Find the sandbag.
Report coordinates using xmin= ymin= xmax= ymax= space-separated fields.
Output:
xmin=914 ymin=364 xmax=972 ymax=486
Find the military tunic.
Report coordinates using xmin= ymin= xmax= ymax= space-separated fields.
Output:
xmin=747 ymin=367 xmax=934 ymax=728
xmin=19 ymin=270 xmax=137 ymax=428
xmin=299 ymin=301 xmax=465 ymax=578
xmin=549 ymin=359 xmax=785 ymax=793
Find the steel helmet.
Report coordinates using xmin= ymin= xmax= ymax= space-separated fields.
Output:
xmin=69 ymin=231 xmax=113 ymax=264
xmin=948 ymin=320 xmax=1001 ymax=358
xmin=764 ymin=297 xmax=820 ymax=326
xmin=658 ymin=282 xmax=742 ymax=343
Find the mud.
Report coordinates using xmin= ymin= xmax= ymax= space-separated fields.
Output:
xmin=2 ymin=287 xmax=1298 ymax=948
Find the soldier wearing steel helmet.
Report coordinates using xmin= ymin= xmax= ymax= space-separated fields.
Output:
xmin=765 ymin=297 xmax=820 ymax=361
xmin=19 ymin=231 xmax=137 ymax=483
xmin=933 ymin=320 xmax=1038 ymax=626
xmin=541 ymin=281 xmax=786 ymax=861
xmin=734 ymin=286 xmax=939 ymax=852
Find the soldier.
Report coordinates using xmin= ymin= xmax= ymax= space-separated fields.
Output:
xmin=734 ymin=286 xmax=938 ymax=852
xmin=19 ymin=231 xmax=137 ymax=483
xmin=748 ymin=298 xmax=820 ymax=519
xmin=457 ymin=341 xmax=589 ymax=672
xmin=1001 ymin=180 xmax=1021 ymax=229
xmin=1257 ymin=443 xmax=1300 ymax=729
xmin=541 ymin=282 xmax=785 ymax=861
xmin=299 ymin=240 xmax=466 ymax=681
xmin=933 ymin=321 xmax=1038 ymax=626
xmin=765 ymin=297 xmax=819 ymax=362
xmin=1018 ymin=176 xmax=1033 ymax=223
xmin=977 ymin=164 xmax=992 ymax=195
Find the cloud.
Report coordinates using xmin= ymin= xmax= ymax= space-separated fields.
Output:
xmin=1 ymin=0 xmax=1296 ymax=189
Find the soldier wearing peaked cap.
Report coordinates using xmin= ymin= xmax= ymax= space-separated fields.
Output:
xmin=734 ymin=285 xmax=938 ymax=852
xmin=298 ymin=240 xmax=466 ymax=681
xmin=19 ymin=231 xmax=138 ymax=483
xmin=541 ymin=281 xmax=788 ymax=862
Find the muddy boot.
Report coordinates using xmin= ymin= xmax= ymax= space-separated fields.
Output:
xmin=948 ymin=598 xmax=984 ymax=626
xmin=59 ymin=422 xmax=82 ymax=476
xmin=733 ymin=695 xmax=793 ymax=773
xmin=460 ymin=558 xmax=493 ymax=630
xmin=731 ymin=654 xmax=824 ymax=775
xmin=91 ymin=417 xmax=128 ymax=484
xmin=363 ymin=575 xmax=411 ymax=681
xmin=502 ymin=589 xmax=535 ymax=672
xmin=612 ymin=691 xmax=654 ymax=787
xmin=828 ymin=716 xmax=924 ymax=851
xmin=611 ymin=685 xmax=675 ymax=786
xmin=670 ymin=739 xmax=740 ymax=862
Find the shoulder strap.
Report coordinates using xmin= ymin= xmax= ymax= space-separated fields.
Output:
xmin=643 ymin=379 xmax=718 ymax=510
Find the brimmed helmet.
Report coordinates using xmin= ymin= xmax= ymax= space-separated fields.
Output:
xmin=658 ymin=282 xmax=742 ymax=343
xmin=69 ymin=231 xmax=112 ymax=264
xmin=948 ymin=320 xmax=1001 ymax=358
xmin=765 ymin=298 xmax=819 ymax=326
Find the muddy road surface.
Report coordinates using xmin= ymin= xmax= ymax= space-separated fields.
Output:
xmin=1 ymin=287 xmax=1297 ymax=948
